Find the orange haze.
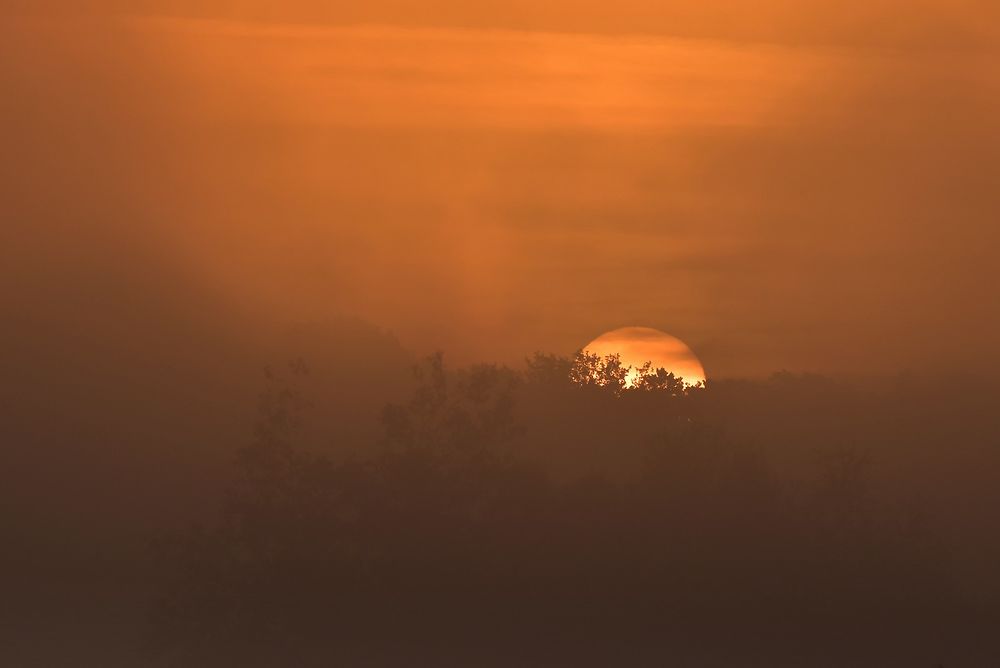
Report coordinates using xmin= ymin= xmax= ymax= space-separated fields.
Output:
xmin=3 ymin=1 xmax=999 ymax=377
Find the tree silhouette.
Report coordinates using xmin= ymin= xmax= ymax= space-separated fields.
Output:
xmin=149 ymin=354 xmax=972 ymax=667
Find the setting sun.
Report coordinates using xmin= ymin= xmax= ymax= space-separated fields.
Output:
xmin=583 ymin=327 xmax=706 ymax=387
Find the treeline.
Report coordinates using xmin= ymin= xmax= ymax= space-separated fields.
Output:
xmin=149 ymin=354 xmax=1000 ymax=667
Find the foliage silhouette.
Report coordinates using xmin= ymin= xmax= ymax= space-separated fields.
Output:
xmin=149 ymin=354 xmax=994 ymax=667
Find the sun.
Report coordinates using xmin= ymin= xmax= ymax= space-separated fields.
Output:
xmin=582 ymin=327 xmax=707 ymax=387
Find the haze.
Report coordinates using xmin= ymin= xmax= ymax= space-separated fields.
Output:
xmin=3 ymin=2 xmax=1000 ymax=665
xmin=5 ymin=1 xmax=999 ymax=376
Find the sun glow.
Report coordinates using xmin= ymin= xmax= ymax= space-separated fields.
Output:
xmin=582 ymin=327 xmax=707 ymax=388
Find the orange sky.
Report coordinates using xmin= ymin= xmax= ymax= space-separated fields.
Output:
xmin=3 ymin=2 xmax=999 ymax=377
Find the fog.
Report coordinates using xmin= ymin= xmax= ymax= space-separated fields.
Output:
xmin=4 ymin=9 xmax=998 ymax=372
xmin=2 ymin=3 xmax=999 ymax=665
